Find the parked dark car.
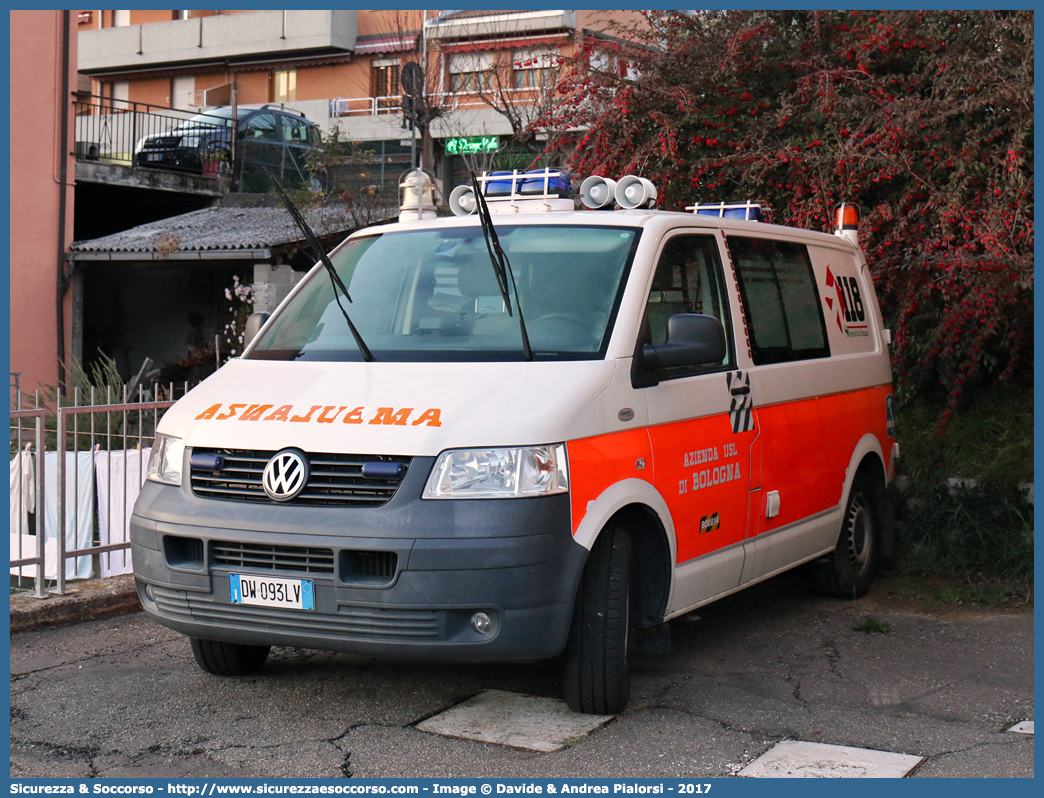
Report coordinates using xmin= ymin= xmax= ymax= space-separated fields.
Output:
xmin=134 ymin=104 xmax=321 ymax=183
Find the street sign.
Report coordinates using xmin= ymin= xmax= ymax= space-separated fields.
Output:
xmin=401 ymin=62 xmax=424 ymax=96
xmin=446 ymin=136 xmax=500 ymax=155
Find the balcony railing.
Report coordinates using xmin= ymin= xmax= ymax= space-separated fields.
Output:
xmin=329 ymin=91 xmax=510 ymax=119
xmin=330 ymin=96 xmax=401 ymax=117
xmin=73 ymin=95 xmax=225 ymax=168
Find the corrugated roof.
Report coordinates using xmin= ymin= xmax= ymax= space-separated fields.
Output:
xmin=70 ymin=204 xmax=358 ymax=257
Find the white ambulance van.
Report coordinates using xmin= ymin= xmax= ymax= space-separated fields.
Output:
xmin=132 ymin=169 xmax=898 ymax=715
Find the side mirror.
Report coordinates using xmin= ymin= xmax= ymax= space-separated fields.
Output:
xmin=643 ymin=314 xmax=726 ymax=369
xmin=243 ymin=312 xmax=271 ymax=349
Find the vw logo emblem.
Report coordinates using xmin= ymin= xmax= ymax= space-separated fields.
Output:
xmin=262 ymin=449 xmax=309 ymax=502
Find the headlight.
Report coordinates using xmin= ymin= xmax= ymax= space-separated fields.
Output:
xmin=147 ymin=433 xmax=184 ymax=486
xmin=423 ymin=444 xmax=568 ymax=499
xmin=179 ymin=135 xmax=200 ymax=148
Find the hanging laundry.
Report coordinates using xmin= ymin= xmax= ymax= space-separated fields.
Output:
xmin=9 ymin=447 xmax=38 ymax=579
xmin=9 ymin=446 xmax=35 ymax=535
xmin=94 ymin=447 xmax=151 ymax=577
xmin=42 ymin=451 xmax=94 ymax=580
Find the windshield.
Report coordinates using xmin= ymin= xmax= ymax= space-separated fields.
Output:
xmin=191 ymin=108 xmax=236 ymax=122
xmin=178 ymin=110 xmax=236 ymax=131
xmin=248 ymin=224 xmax=641 ymax=362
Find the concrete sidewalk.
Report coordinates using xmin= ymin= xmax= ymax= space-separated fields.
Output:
xmin=8 ymin=574 xmax=141 ymax=634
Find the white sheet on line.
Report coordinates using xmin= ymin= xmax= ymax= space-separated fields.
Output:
xmin=94 ymin=448 xmax=151 ymax=577
xmin=9 ymin=451 xmax=94 ymax=580
xmin=10 ymin=451 xmax=40 ymax=579
xmin=9 ymin=450 xmax=35 ymax=538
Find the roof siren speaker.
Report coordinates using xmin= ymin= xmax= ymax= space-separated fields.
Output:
xmin=579 ymin=176 xmax=618 ymax=209
xmin=615 ymin=175 xmax=658 ymax=209
xmin=449 ymin=184 xmax=477 ymax=216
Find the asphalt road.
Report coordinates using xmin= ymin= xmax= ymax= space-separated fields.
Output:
xmin=9 ymin=571 xmax=1033 ymax=779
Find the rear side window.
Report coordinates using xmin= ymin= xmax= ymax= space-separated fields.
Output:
xmin=729 ymin=236 xmax=829 ymax=365
xmin=244 ymin=113 xmax=279 ymax=141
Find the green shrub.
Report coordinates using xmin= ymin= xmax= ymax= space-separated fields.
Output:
xmin=896 ymin=384 xmax=1033 ymax=485
xmin=893 ymin=384 xmax=1033 ymax=582
xmin=894 ymin=480 xmax=1033 ymax=581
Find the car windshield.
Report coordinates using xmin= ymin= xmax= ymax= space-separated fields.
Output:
xmin=191 ymin=108 xmax=236 ymax=121
xmin=178 ymin=109 xmax=236 ymax=130
xmin=248 ymin=224 xmax=641 ymax=362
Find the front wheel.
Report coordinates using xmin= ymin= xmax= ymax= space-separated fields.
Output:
xmin=190 ymin=637 xmax=270 ymax=676
xmin=812 ymin=472 xmax=879 ymax=599
xmin=563 ymin=525 xmax=632 ymax=715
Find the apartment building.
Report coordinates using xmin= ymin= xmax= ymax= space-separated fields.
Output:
xmin=8 ymin=10 xmax=644 ymax=392
xmin=76 ymin=9 xmax=643 ymax=192
xmin=10 ymin=10 xmax=78 ymax=396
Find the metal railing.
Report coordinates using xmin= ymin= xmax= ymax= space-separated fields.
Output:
xmin=329 ymin=91 xmax=507 ymax=118
xmin=10 ymin=402 xmax=46 ymax=597
xmin=9 ymin=382 xmax=194 ymax=597
xmin=330 ymin=96 xmax=402 ymax=117
xmin=73 ymin=95 xmax=227 ymax=168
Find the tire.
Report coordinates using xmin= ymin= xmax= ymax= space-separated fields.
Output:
xmin=189 ymin=637 xmax=271 ymax=676
xmin=563 ymin=525 xmax=632 ymax=715
xmin=812 ymin=472 xmax=879 ymax=599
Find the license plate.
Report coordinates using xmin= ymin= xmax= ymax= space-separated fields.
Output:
xmin=146 ymin=153 xmax=164 ymax=161
xmin=229 ymin=574 xmax=314 ymax=611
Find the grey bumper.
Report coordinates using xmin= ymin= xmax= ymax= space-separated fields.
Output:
xmin=131 ymin=456 xmax=587 ymax=661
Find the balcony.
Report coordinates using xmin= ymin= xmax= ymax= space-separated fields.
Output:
xmin=74 ymin=97 xmax=232 ymax=196
xmin=78 ymin=10 xmax=358 ymax=74
xmin=425 ymin=10 xmax=576 ymax=40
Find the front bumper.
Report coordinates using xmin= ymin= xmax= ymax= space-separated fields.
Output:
xmin=131 ymin=456 xmax=587 ymax=661
xmin=134 ymin=148 xmax=202 ymax=171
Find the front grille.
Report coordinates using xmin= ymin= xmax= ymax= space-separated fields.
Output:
xmin=142 ymin=136 xmax=180 ymax=149
xmin=150 ymin=586 xmax=442 ymax=641
xmin=190 ymin=448 xmax=411 ymax=507
xmin=345 ymin=550 xmax=397 ymax=579
xmin=337 ymin=606 xmax=441 ymax=638
xmin=340 ymin=550 xmax=398 ymax=584
xmin=211 ymin=541 xmax=335 ymax=574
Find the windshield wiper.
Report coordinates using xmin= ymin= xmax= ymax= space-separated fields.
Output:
xmin=267 ymin=171 xmax=374 ymax=362
xmin=470 ymin=173 xmax=533 ymax=361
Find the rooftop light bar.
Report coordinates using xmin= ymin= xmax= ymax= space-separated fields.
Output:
xmin=446 ymin=168 xmax=575 ymax=215
xmin=686 ymin=200 xmax=767 ymax=222
xmin=478 ymin=168 xmax=573 ymax=201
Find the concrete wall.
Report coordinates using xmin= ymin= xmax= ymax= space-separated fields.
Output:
xmin=577 ymin=9 xmax=646 ymax=32
xmin=236 ymin=72 xmax=271 ymax=105
xmin=358 ymin=10 xmax=424 ymax=37
xmin=79 ymin=10 xmax=358 ymax=73
xmin=128 ymin=76 xmax=172 ymax=107
xmin=252 ymin=263 xmax=305 ymax=315
xmin=9 ymin=10 xmax=77 ymax=395
xmin=130 ymin=10 xmax=177 ymax=26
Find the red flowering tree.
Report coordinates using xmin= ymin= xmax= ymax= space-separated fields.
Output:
xmin=545 ymin=10 xmax=1033 ymax=418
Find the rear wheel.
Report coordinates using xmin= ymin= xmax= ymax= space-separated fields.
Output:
xmin=812 ymin=472 xmax=879 ymax=599
xmin=190 ymin=637 xmax=270 ymax=676
xmin=563 ymin=525 xmax=632 ymax=715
